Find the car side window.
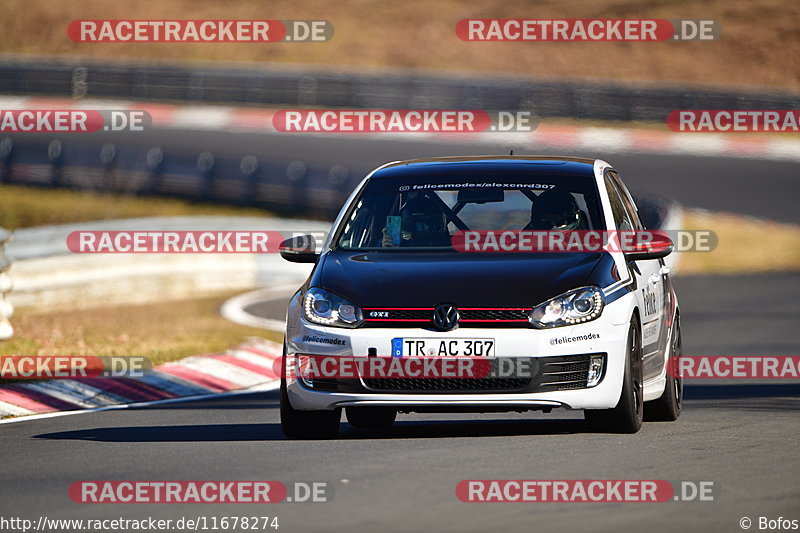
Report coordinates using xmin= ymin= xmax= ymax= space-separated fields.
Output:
xmin=604 ymin=175 xmax=634 ymax=231
xmin=608 ymin=170 xmax=644 ymax=230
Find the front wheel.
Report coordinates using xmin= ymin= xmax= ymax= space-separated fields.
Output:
xmin=585 ymin=318 xmax=643 ymax=433
xmin=279 ymin=348 xmax=340 ymax=439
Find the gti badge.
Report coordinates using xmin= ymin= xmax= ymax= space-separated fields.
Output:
xmin=432 ymin=303 xmax=459 ymax=331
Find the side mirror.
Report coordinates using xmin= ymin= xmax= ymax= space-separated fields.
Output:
xmin=279 ymin=235 xmax=320 ymax=263
xmin=624 ymin=232 xmax=674 ymax=261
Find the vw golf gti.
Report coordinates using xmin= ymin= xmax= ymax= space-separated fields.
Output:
xmin=278 ymin=156 xmax=682 ymax=438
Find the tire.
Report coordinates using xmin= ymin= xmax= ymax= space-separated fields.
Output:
xmin=346 ymin=407 xmax=397 ymax=429
xmin=645 ymin=315 xmax=683 ymax=421
xmin=585 ymin=318 xmax=644 ymax=434
xmin=279 ymin=348 xmax=340 ymax=439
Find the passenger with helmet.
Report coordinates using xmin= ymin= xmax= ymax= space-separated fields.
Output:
xmin=527 ymin=190 xmax=586 ymax=231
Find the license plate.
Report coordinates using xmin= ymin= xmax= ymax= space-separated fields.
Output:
xmin=392 ymin=338 xmax=495 ymax=358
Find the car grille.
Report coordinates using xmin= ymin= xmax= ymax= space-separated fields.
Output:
xmin=297 ymin=354 xmax=605 ymax=394
xmin=362 ymin=376 xmax=530 ymax=393
xmin=362 ymin=358 xmax=530 ymax=393
xmin=538 ymin=354 xmax=592 ymax=390
xmin=302 ymin=378 xmax=339 ymax=392
xmin=356 ymin=354 xmax=603 ymax=394
xmin=362 ymin=307 xmax=530 ymax=327
xmin=462 ymin=309 xmax=530 ymax=322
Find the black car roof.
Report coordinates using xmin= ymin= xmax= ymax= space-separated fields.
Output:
xmin=370 ymin=156 xmax=600 ymax=179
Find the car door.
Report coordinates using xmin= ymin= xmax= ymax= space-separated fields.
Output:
xmin=604 ymin=171 xmax=668 ymax=381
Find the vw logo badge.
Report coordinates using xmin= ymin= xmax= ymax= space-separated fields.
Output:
xmin=432 ymin=303 xmax=459 ymax=331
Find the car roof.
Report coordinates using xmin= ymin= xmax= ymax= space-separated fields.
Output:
xmin=370 ymin=155 xmax=600 ymax=179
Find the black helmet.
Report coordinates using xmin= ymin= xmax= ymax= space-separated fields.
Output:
xmin=531 ymin=190 xmax=581 ymax=231
xmin=400 ymin=195 xmax=448 ymax=245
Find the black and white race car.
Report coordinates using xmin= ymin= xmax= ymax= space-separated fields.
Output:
xmin=278 ymin=156 xmax=682 ymax=438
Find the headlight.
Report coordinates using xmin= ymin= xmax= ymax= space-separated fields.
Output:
xmin=303 ymin=288 xmax=363 ymax=328
xmin=529 ymin=286 xmax=604 ymax=328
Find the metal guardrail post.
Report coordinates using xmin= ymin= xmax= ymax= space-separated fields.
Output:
xmin=197 ymin=151 xmax=216 ymax=200
xmin=145 ymin=146 xmax=165 ymax=194
xmin=0 ymin=137 xmax=12 ymax=184
xmin=0 ymin=228 xmax=13 ymax=340
xmin=48 ymin=139 xmax=64 ymax=187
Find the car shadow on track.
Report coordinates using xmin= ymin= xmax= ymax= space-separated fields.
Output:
xmin=32 ymin=417 xmax=589 ymax=442
xmin=341 ymin=418 xmax=588 ymax=439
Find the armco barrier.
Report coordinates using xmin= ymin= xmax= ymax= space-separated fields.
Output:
xmin=0 ymin=134 xmax=354 ymax=218
xmin=0 ymin=227 xmax=12 ymax=339
xmin=0 ymin=57 xmax=798 ymax=121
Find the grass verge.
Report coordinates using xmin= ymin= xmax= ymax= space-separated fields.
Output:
xmin=677 ymin=209 xmax=800 ymax=275
xmin=0 ymin=292 xmax=284 ymax=366
xmin=0 ymin=185 xmax=272 ymax=230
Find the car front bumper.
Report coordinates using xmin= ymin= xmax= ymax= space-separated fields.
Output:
xmin=285 ymin=297 xmax=632 ymax=411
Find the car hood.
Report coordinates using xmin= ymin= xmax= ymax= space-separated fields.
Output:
xmin=314 ymin=250 xmax=605 ymax=308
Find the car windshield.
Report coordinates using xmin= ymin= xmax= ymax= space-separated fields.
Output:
xmin=336 ymin=175 xmax=605 ymax=251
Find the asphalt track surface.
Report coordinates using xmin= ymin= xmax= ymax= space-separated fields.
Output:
xmin=1 ymin=129 xmax=799 ymax=533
